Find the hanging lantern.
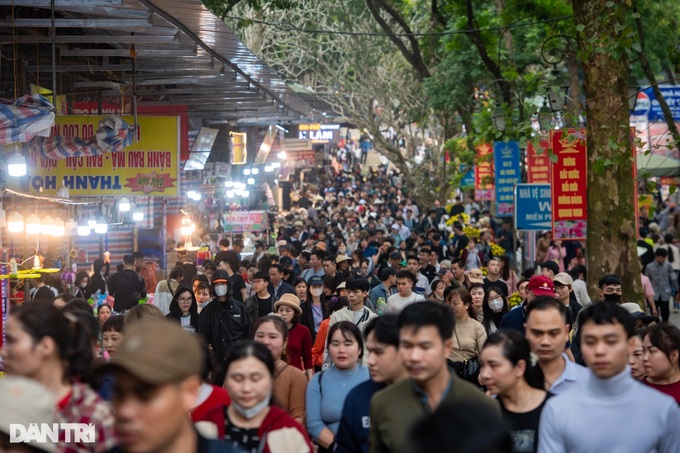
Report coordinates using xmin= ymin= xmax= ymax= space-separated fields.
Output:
xmin=7 ymin=212 xmax=24 ymax=233
xmin=25 ymin=214 xmax=41 ymax=235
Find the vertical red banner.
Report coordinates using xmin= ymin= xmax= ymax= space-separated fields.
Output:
xmin=475 ymin=144 xmax=494 ymax=201
xmin=527 ymin=139 xmax=552 ymax=184
xmin=551 ymin=129 xmax=588 ymax=240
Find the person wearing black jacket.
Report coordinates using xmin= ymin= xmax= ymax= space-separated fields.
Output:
xmin=197 ymin=270 xmax=251 ymax=386
xmin=87 ymin=259 xmax=109 ymax=296
xmin=108 ymin=255 xmax=146 ymax=312
xmin=165 ymin=285 xmax=199 ymax=334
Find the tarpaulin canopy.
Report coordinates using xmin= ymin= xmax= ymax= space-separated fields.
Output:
xmin=0 ymin=94 xmax=54 ymax=144
xmin=637 ymin=153 xmax=680 ymax=177
xmin=30 ymin=116 xmax=135 ymax=159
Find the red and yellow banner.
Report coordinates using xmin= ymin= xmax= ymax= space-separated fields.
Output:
xmin=527 ymin=139 xmax=551 ymax=184
xmin=551 ymin=129 xmax=587 ymax=240
xmin=475 ymin=143 xmax=494 ymax=201
xmin=9 ymin=115 xmax=179 ymax=197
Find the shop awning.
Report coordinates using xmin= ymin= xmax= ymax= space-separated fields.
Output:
xmin=637 ymin=153 xmax=680 ymax=177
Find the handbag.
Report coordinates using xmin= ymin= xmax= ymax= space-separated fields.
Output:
xmin=452 ymin=327 xmax=480 ymax=383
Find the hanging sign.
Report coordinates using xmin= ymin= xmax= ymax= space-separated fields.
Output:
xmin=230 ymin=132 xmax=247 ymax=165
xmin=527 ymin=139 xmax=552 ymax=184
xmin=475 ymin=144 xmax=494 ymax=201
xmin=9 ymin=115 xmax=179 ymax=197
xmin=550 ymin=129 xmax=587 ymax=240
xmin=494 ymin=141 xmax=521 ymax=217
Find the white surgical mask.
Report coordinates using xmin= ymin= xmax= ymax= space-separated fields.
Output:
xmin=215 ymin=285 xmax=228 ymax=297
xmin=231 ymin=390 xmax=271 ymax=419
xmin=311 ymin=287 xmax=323 ymax=297
xmin=489 ymin=299 xmax=504 ymax=312
xmin=338 ymin=247 xmax=347 ymax=254
xmin=80 ymin=282 xmax=88 ymax=289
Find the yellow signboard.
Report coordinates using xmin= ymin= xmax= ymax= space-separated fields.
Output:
xmin=230 ymin=132 xmax=247 ymax=165
xmin=10 ymin=115 xmax=179 ymax=197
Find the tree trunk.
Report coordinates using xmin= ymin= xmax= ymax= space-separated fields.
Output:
xmin=573 ymin=0 xmax=643 ymax=301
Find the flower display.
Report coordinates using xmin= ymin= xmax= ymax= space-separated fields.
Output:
xmin=508 ymin=291 xmax=523 ymax=309
xmin=491 ymin=243 xmax=506 ymax=258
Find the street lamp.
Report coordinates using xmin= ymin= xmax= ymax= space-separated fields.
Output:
xmin=491 ymin=104 xmax=506 ymax=132
xmin=538 ymin=100 xmax=553 ymax=131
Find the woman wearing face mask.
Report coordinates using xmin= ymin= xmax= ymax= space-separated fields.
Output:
xmin=337 ymin=241 xmax=348 ymax=257
xmin=428 ymin=279 xmax=446 ymax=303
xmin=194 ymin=280 xmax=213 ymax=313
xmin=642 ymin=323 xmax=680 ymax=403
xmin=479 ymin=329 xmax=551 ymax=453
xmin=306 ymin=321 xmax=369 ymax=453
xmin=253 ymin=316 xmax=307 ymax=425
xmin=222 ymin=341 xmax=313 ymax=453
xmin=71 ymin=271 xmax=92 ymax=299
xmin=301 ymin=276 xmax=329 ymax=345
xmin=470 ymin=283 xmax=486 ymax=323
xmin=166 ymin=285 xmax=199 ymax=333
xmin=482 ymin=286 xmax=510 ymax=335
xmin=275 ymin=294 xmax=314 ymax=380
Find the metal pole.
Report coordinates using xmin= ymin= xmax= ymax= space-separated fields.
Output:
xmin=50 ymin=0 xmax=57 ymax=105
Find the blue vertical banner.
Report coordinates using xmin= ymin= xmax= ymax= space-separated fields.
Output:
xmin=494 ymin=141 xmax=521 ymax=217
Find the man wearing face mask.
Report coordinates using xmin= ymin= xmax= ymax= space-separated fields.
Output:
xmin=197 ymin=270 xmax=251 ymax=385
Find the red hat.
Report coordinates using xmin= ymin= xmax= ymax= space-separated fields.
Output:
xmin=527 ymin=275 xmax=555 ymax=297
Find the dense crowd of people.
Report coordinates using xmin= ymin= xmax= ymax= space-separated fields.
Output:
xmin=2 ymin=148 xmax=680 ymax=453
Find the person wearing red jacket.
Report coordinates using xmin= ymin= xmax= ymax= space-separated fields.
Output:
xmin=222 ymin=341 xmax=313 ymax=453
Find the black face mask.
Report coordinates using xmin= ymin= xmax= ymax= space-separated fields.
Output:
xmin=603 ymin=293 xmax=622 ymax=303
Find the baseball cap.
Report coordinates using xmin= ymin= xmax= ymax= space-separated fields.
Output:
xmin=527 ymin=275 xmax=555 ymax=297
xmin=211 ymin=269 xmax=229 ymax=284
xmin=308 ymin=276 xmax=324 ymax=286
xmin=336 ymin=281 xmax=347 ymax=290
xmin=620 ymin=303 xmax=659 ymax=325
xmin=467 ymin=268 xmax=484 ymax=284
xmin=279 ymin=256 xmax=293 ymax=267
xmin=553 ymin=272 xmax=574 ymax=286
xmin=274 ymin=293 xmax=302 ymax=315
xmin=541 ymin=260 xmax=560 ymax=276
xmin=0 ymin=377 xmax=57 ymax=453
xmin=100 ymin=321 xmax=203 ymax=385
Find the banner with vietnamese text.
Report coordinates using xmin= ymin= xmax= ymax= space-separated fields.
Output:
xmin=494 ymin=141 xmax=521 ymax=217
xmin=9 ymin=115 xmax=179 ymax=197
xmin=550 ymin=129 xmax=587 ymax=240
xmin=475 ymin=144 xmax=494 ymax=201
xmin=527 ymin=139 xmax=552 ymax=184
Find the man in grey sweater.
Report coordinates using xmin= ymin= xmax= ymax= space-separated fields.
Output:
xmin=645 ymin=247 xmax=679 ymax=322
xmin=538 ymin=303 xmax=680 ymax=453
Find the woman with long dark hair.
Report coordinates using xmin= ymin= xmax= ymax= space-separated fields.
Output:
xmin=71 ymin=271 xmax=92 ymax=299
xmin=87 ymin=259 xmax=109 ymax=296
xmin=253 ymin=315 xmax=307 ymax=424
xmin=222 ymin=341 xmax=312 ymax=453
xmin=482 ymin=286 xmax=510 ymax=335
xmin=479 ymin=329 xmax=550 ymax=453
xmin=1 ymin=303 xmax=116 ymax=452
xmin=165 ymin=285 xmax=199 ymax=333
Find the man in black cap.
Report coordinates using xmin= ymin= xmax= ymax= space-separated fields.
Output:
xmin=541 ymin=260 xmax=560 ymax=280
xmin=102 ymin=321 xmax=237 ymax=453
xmin=279 ymin=256 xmax=297 ymax=286
xmin=197 ymin=270 xmax=250 ymax=385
